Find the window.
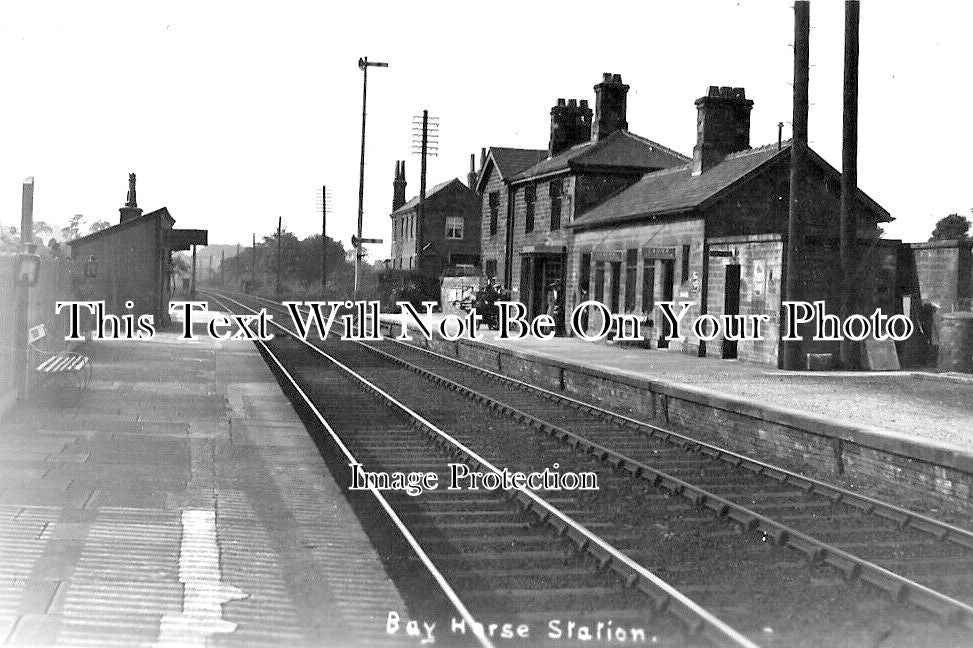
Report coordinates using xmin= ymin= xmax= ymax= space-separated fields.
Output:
xmin=578 ymin=253 xmax=591 ymax=300
xmin=485 ymin=259 xmax=497 ymax=279
xmin=624 ymin=249 xmax=638 ymax=311
xmin=524 ymin=185 xmax=536 ymax=233
xmin=445 ymin=216 xmax=464 ymax=240
xmin=641 ymin=261 xmax=655 ymax=314
xmin=549 ymin=180 xmax=563 ymax=230
xmin=594 ymin=262 xmax=605 ymax=304
xmin=610 ymin=262 xmax=621 ymax=312
xmin=488 ymin=192 xmax=500 ymax=236
xmin=681 ymin=244 xmax=691 ymax=284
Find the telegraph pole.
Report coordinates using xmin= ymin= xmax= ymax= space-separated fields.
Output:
xmin=251 ymin=233 xmax=256 ymax=292
xmin=411 ymin=110 xmax=439 ymax=274
xmin=15 ymin=178 xmax=34 ymax=399
xmin=783 ymin=0 xmax=810 ymax=370
xmin=355 ymin=56 xmax=389 ymax=300
xmin=221 ymin=250 xmax=225 ymax=285
xmin=276 ymin=217 xmax=282 ymax=298
xmin=839 ymin=0 xmax=861 ymax=369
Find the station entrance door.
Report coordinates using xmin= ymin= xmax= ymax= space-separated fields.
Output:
xmin=519 ymin=249 xmax=566 ymax=334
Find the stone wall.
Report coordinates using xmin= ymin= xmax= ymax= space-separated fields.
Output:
xmin=380 ymin=316 xmax=973 ymax=510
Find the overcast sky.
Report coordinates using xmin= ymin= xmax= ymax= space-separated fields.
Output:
xmin=1 ymin=1 xmax=969 ymax=258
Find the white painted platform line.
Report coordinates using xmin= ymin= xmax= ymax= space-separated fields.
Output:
xmin=156 ymin=510 xmax=248 ymax=648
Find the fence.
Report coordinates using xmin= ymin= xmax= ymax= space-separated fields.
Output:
xmin=0 ymin=254 xmax=75 ymax=412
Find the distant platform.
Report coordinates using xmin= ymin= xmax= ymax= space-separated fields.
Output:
xmin=0 ymin=313 xmax=404 ymax=647
xmin=384 ymin=312 xmax=973 ymax=451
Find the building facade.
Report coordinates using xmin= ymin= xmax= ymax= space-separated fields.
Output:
xmin=68 ymin=174 xmax=207 ymax=324
xmin=477 ymin=74 xmax=688 ymax=331
xmin=569 ymin=86 xmax=892 ymax=366
xmin=388 ymin=164 xmax=480 ymax=279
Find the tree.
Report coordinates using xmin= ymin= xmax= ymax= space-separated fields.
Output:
xmin=929 ymin=213 xmax=971 ymax=241
xmin=33 ymin=221 xmax=54 ymax=241
xmin=88 ymin=220 xmax=111 ymax=235
xmin=60 ymin=214 xmax=85 ymax=241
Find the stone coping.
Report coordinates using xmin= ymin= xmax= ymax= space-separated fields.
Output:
xmin=380 ymin=314 xmax=973 ymax=475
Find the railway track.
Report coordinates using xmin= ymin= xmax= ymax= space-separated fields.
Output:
xmin=204 ymin=289 xmax=973 ymax=647
xmin=204 ymin=291 xmax=753 ymax=648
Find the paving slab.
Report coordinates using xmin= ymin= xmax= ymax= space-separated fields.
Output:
xmin=0 ymin=321 xmax=406 ymax=647
xmin=387 ymin=313 xmax=973 ymax=451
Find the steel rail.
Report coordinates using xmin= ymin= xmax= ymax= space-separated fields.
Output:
xmin=375 ymin=318 xmax=973 ymax=551
xmin=204 ymin=289 xmax=759 ymax=648
xmin=206 ymin=293 xmax=495 ymax=648
xmin=349 ymin=335 xmax=973 ymax=628
xmin=213 ymin=290 xmax=973 ymax=552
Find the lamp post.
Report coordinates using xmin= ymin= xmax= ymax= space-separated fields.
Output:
xmin=354 ymin=56 xmax=388 ymax=300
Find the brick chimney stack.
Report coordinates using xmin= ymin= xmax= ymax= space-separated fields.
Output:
xmin=392 ymin=161 xmax=407 ymax=211
xmin=691 ymin=86 xmax=754 ymax=176
xmin=467 ymin=154 xmax=477 ymax=190
xmin=591 ymin=73 xmax=629 ymax=141
xmin=549 ymin=98 xmax=592 ymax=156
xmin=119 ymin=172 xmax=143 ymax=223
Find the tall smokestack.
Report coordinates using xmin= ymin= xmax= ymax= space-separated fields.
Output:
xmin=783 ymin=0 xmax=810 ymax=370
xmin=467 ymin=154 xmax=477 ymax=190
xmin=392 ymin=161 xmax=407 ymax=211
xmin=119 ymin=172 xmax=143 ymax=223
xmin=839 ymin=0 xmax=860 ymax=369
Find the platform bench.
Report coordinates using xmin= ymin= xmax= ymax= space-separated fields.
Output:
xmin=29 ymin=324 xmax=92 ymax=403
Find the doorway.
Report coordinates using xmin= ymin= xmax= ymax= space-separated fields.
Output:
xmin=723 ymin=264 xmax=741 ymax=359
xmin=657 ymin=260 xmax=675 ymax=348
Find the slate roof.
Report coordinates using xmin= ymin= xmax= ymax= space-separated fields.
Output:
xmin=392 ymin=178 xmax=471 ymax=215
xmin=570 ymin=141 xmax=891 ymax=230
xmin=474 ymin=147 xmax=548 ymax=192
xmin=511 ymin=130 xmax=689 ymax=183
xmin=68 ymin=207 xmax=175 ymax=246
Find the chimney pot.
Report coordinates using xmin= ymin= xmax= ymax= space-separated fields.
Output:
xmin=392 ymin=160 xmax=407 ymax=211
xmin=592 ymin=73 xmax=630 ymax=141
xmin=549 ymin=96 xmax=593 ymax=156
xmin=692 ymin=85 xmax=755 ymax=176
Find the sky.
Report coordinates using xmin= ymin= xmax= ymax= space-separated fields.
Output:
xmin=1 ymin=1 xmax=970 ymax=259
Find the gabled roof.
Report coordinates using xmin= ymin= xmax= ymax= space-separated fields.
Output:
xmin=570 ymin=141 xmax=891 ymax=230
xmin=511 ymin=130 xmax=689 ymax=184
xmin=392 ymin=178 xmax=474 ymax=216
xmin=475 ymin=147 xmax=548 ymax=192
xmin=68 ymin=207 xmax=175 ymax=246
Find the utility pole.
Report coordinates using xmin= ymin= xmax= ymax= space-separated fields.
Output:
xmin=411 ymin=110 xmax=439 ymax=275
xmin=840 ymin=0 xmax=861 ymax=370
xmin=251 ymin=233 xmax=256 ymax=293
xmin=276 ymin=216 xmax=282 ymax=298
xmin=15 ymin=177 xmax=34 ymax=399
xmin=355 ymin=56 xmax=389 ymax=300
xmin=783 ymin=0 xmax=810 ymax=370
xmin=191 ymin=245 xmax=197 ymax=300
xmin=221 ymin=250 xmax=225 ymax=285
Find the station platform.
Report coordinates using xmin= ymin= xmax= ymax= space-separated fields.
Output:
xmin=0 ymin=319 xmax=404 ymax=647
xmin=385 ymin=312 xmax=973 ymax=451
